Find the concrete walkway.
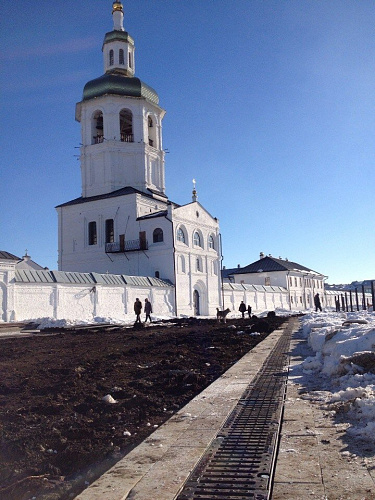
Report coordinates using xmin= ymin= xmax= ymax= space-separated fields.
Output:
xmin=273 ymin=323 xmax=375 ymax=500
xmin=75 ymin=318 xmax=375 ymax=499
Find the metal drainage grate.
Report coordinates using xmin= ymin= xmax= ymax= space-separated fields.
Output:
xmin=176 ymin=321 xmax=293 ymax=500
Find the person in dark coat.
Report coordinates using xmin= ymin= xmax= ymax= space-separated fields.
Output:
xmin=239 ymin=301 xmax=247 ymax=318
xmin=144 ymin=298 xmax=152 ymax=322
xmin=247 ymin=305 xmax=252 ymax=318
xmin=314 ymin=293 xmax=322 ymax=312
xmin=134 ymin=298 xmax=142 ymax=323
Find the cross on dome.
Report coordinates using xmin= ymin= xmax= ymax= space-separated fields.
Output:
xmin=192 ymin=178 xmax=198 ymax=202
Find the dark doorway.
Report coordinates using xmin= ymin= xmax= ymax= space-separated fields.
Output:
xmin=193 ymin=289 xmax=200 ymax=316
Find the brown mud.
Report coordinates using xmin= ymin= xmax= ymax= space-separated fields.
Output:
xmin=0 ymin=315 xmax=286 ymax=499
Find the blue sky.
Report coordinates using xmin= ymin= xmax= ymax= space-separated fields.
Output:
xmin=0 ymin=0 xmax=374 ymax=284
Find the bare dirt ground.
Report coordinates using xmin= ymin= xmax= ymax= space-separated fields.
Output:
xmin=0 ymin=315 xmax=286 ymax=500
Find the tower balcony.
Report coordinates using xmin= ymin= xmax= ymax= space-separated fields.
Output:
xmin=121 ymin=133 xmax=134 ymax=143
xmin=105 ymin=238 xmax=148 ymax=253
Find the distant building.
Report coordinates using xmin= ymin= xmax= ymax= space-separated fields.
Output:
xmin=224 ymin=252 xmax=326 ymax=310
xmin=0 ymin=250 xmax=45 ymax=272
xmin=326 ymin=281 xmax=374 ymax=294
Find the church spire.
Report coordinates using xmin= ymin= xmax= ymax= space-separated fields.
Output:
xmin=112 ymin=1 xmax=124 ymax=31
xmin=102 ymin=1 xmax=135 ymax=76
xmin=192 ymin=178 xmax=198 ymax=202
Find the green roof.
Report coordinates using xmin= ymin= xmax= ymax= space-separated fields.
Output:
xmin=82 ymin=72 xmax=159 ymax=104
xmin=103 ymin=30 xmax=134 ymax=46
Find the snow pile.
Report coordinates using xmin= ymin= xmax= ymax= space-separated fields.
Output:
xmin=300 ymin=311 xmax=375 ymax=442
xmin=34 ymin=314 xmax=176 ymax=330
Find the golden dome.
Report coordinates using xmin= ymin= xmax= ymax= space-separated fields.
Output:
xmin=112 ymin=1 xmax=123 ymax=13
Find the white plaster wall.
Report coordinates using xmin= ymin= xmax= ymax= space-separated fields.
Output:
xmin=94 ymin=287 xmax=126 ymax=319
xmin=2 ymin=276 xmax=371 ymax=323
xmin=233 ymin=271 xmax=287 ymax=288
xmin=14 ymin=286 xmax=55 ymax=321
xmin=3 ymin=282 xmax=174 ymax=323
xmin=222 ymin=286 xmax=289 ymax=315
xmin=77 ymin=95 xmax=165 ymax=198
xmin=58 ymin=193 xmax=175 ymax=280
xmin=173 ymin=201 xmax=222 ymax=317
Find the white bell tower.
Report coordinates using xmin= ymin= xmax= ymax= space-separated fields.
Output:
xmin=75 ymin=1 xmax=166 ymax=199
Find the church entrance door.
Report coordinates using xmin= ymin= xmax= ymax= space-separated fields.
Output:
xmin=193 ymin=289 xmax=200 ymax=316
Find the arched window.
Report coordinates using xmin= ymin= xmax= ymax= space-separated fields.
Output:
xmin=177 ymin=228 xmax=185 ymax=243
xmin=92 ymin=111 xmax=104 ymax=144
xmin=109 ymin=49 xmax=114 ymax=66
xmin=120 ymin=109 xmax=133 ymax=142
xmin=155 ymin=271 xmax=160 ymax=278
xmin=129 ymin=52 xmax=132 ymax=68
xmin=193 ymin=231 xmax=201 ymax=247
xmin=208 ymin=235 xmax=214 ymax=249
xmin=119 ymin=49 xmax=124 ymax=65
xmin=153 ymin=228 xmax=163 ymax=243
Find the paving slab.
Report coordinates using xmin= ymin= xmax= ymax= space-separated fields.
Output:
xmin=273 ymin=323 xmax=375 ymax=500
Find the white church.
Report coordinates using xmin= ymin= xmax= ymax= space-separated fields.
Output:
xmin=1 ymin=2 xmax=346 ymax=323
xmin=56 ymin=1 xmax=222 ymax=317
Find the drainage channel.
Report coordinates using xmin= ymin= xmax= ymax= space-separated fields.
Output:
xmin=176 ymin=320 xmax=293 ymax=500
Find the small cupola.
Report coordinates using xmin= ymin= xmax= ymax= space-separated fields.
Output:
xmin=102 ymin=1 xmax=135 ymax=76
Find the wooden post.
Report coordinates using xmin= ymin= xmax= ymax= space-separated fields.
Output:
xmin=355 ymin=288 xmax=359 ymax=311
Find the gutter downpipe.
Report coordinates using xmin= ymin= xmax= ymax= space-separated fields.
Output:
xmin=302 ymin=273 xmax=309 ymax=310
xmin=323 ymin=275 xmax=328 ymax=308
xmin=219 ymin=233 xmax=224 ymax=309
xmin=165 ymin=210 xmax=178 ymax=318
xmin=287 ymin=271 xmax=292 ymax=311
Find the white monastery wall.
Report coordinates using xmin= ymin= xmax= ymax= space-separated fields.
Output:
xmin=0 ymin=277 xmax=371 ymax=322
xmin=4 ymin=279 xmax=175 ymax=323
xmin=14 ymin=285 xmax=55 ymax=320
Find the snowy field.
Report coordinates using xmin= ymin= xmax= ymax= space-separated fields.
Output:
xmin=297 ymin=310 xmax=375 ymax=443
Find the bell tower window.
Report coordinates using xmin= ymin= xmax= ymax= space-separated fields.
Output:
xmin=120 ymin=109 xmax=133 ymax=142
xmin=119 ymin=49 xmax=124 ymax=65
xmin=109 ymin=49 xmax=114 ymax=66
xmin=148 ymin=115 xmax=156 ymax=148
xmin=92 ymin=111 xmax=104 ymax=144
xmin=129 ymin=52 xmax=132 ymax=68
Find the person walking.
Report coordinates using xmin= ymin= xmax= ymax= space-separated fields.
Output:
xmin=144 ymin=298 xmax=152 ymax=322
xmin=134 ymin=297 xmax=142 ymax=323
xmin=239 ymin=301 xmax=247 ymax=318
xmin=247 ymin=305 xmax=252 ymax=317
xmin=314 ymin=293 xmax=322 ymax=312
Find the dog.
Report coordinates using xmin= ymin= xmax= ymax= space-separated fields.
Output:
xmin=216 ymin=307 xmax=230 ymax=323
